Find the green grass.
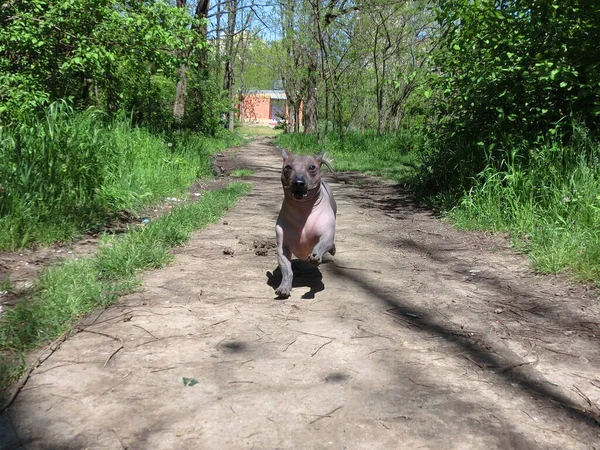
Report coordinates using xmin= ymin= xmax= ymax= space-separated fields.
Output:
xmin=231 ymin=169 xmax=255 ymax=177
xmin=237 ymin=124 xmax=283 ymax=137
xmin=0 ymin=276 xmax=12 ymax=293
xmin=0 ymin=182 xmax=251 ymax=394
xmin=276 ymin=131 xmax=423 ymax=183
xmin=447 ymin=132 xmax=600 ymax=284
xmin=0 ymin=103 xmax=242 ymax=250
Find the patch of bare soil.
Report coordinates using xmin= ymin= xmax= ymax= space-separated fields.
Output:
xmin=1 ymin=137 xmax=599 ymax=449
xmin=213 ymin=150 xmax=249 ymax=176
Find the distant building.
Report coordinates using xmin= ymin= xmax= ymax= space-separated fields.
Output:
xmin=238 ymin=90 xmax=301 ymax=127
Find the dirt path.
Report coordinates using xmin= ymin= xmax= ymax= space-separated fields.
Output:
xmin=1 ymin=137 xmax=599 ymax=449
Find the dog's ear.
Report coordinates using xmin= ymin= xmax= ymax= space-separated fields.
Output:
xmin=281 ymin=149 xmax=289 ymax=160
xmin=316 ymin=149 xmax=325 ymax=163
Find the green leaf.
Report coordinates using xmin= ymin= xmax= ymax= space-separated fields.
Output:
xmin=183 ymin=377 xmax=199 ymax=387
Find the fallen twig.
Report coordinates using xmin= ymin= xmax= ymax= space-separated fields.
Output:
xmin=283 ymin=338 xmax=297 ymax=353
xmin=150 ymin=366 xmax=178 ymax=373
xmin=132 ymin=324 xmax=158 ymax=340
xmin=335 ymin=264 xmax=382 ymax=274
xmin=541 ymin=346 xmax=581 ymax=358
xmin=309 ymin=406 xmax=343 ymax=425
xmin=499 ymin=358 xmax=536 ymax=374
xmin=407 ymin=377 xmax=436 ymax=388
xmin=462 ymin=355 xmax=486 ymax=369
xmin=287 ymin=328 xmax=335 ymax=340
xmin=81 ymin=329 xmax=124 ymax=367
xmin=311 ymin=340 xmax=332 ymax=357
xmin=104 ymin=343 xmax=124 ymax=368
xmin=572 ymin=385 xmax=600 ymax=418
xmin=208 ymin=317 xmax=232 ymax=327
xmin=367 ymin=348 xmax=388 ymax=356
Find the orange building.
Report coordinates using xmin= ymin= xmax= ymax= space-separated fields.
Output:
xmin=238 ymin=90 xmax=300 ymax=127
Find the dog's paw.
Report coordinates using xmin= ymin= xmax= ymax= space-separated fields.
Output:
xmin=329 ymin=244 xmax=336 ymax=256
xmin=308 ymin=252 xmax=323 ymax=265
xmin=275 ymin=284 xmax=292 ymax=299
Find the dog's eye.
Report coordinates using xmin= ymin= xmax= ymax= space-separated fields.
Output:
xmin=284 ymin=165 xmax=292 ymax=172
xmin=309 ymin=165 xmax=316 ymax=171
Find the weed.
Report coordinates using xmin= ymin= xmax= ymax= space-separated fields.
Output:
xmin=231 ymin=169 xmax=255 ymax=177
xmin=0 ymin=276 xmax=12 ymax=293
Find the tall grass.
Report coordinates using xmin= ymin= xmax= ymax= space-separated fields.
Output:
xmin=0 ymin=103 xmax=241 ymax=250
xmin=449 ymin=127 xmax=600 ymax=282
xmin=276 ymin=131 xmax=423 ymax=183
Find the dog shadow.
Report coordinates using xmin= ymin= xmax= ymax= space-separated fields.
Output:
xmin=266 ymin=260 xmax=326 ymax=299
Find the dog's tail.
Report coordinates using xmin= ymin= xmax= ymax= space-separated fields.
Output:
xmin=319 ymin=151 xmax=340 ymax=179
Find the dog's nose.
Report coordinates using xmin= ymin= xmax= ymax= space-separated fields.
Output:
xmin=294 ymin=176 xmax=306 ymax=188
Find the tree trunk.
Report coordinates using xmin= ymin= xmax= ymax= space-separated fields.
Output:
xmin=173 ymin=0 xmax=188 ymax=123
xmin=228 ymin=76 xmax=235 ymax=131
xmin=195 ymin=0 xmax=210 ymax=70
xmin=223 ymin=56 xmax=235 ymax=131
xmin=303 ymin=52 xmax=318 ymax=133
xmin=173 ymin=63 xmax=187 ymax=123
xmin=223 ymin=0 xmax=237 ymax=132
xmin=286 ymin=99 xmax=295 ymax=133
xmin=294 ymin=103 xmax=301 ymax=133
xmin=334 ymin=74 xmax=343 ymax=135
xmin=173 ymin=0 xmax=209 ymax=124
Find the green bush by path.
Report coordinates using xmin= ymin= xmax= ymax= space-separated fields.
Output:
xmin=0 ymin=182 xmax=251 ymax=394
xmin=424 ymin=0 xmax=600 ymax=195
xmin=448 ymin=127 xmax=600 ymax=284
xmin=276 ymin=131 xmax=423 ymax=183
xmin=0 ymin=103 xmax=242 ymax=250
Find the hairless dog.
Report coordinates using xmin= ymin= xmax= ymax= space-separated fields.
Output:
xmin=274 ymin=149 xmax=337 ymax=298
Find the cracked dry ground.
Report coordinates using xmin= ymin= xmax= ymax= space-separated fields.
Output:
xmin=1 ymin=137 xmax=599 ymax=450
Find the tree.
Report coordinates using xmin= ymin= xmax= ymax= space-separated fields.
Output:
xmin=434 ymin=0 xmax=600 ymax=141
xmin=423 ymin=0 xmax=600 ymax=191
xmin=278 ymin=0 xmax=310 ymax=133
xmin=220 ymin=0 xmax=255 ymax=131
xmin=269 ymin=0 xmax=432 ymax=135
xmin=0 ymin=0 xmax=200 ymax=126
xmin=173 ymin=0 xmax=210 ymax=124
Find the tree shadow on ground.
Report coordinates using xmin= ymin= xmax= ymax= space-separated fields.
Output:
xmin=330 ymin=262 xmax=600 ymax=428
xmin=333 ymin=174 xmax=435 ymax=220
xmin=393 ymin=235 xmax=600 ymax=339
xmin=344 ymin=173 xmax=599 ymax=349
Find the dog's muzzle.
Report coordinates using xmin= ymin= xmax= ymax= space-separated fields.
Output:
xmin=291 ymin=176 xmax=308 ymax=199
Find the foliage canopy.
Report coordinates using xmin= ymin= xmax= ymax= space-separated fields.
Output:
xmin=426 ymin=0 xmax=600 ymax=190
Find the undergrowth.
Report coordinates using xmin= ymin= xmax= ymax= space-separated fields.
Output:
xmin=0 ymin=102 xmax=242 ymax=250
xmin=0 ymin=182 xmax=251 ymax=395
xmin=231 ymin=169 xmax=255 ymax=177
xmin=447 ymin=128 xmax=600 ymax=284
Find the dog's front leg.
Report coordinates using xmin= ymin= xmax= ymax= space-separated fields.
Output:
xmin=275 ymin=224 xmax=293 ymax=298
xmin=307 ymin=230 xmax=336 ymax=264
